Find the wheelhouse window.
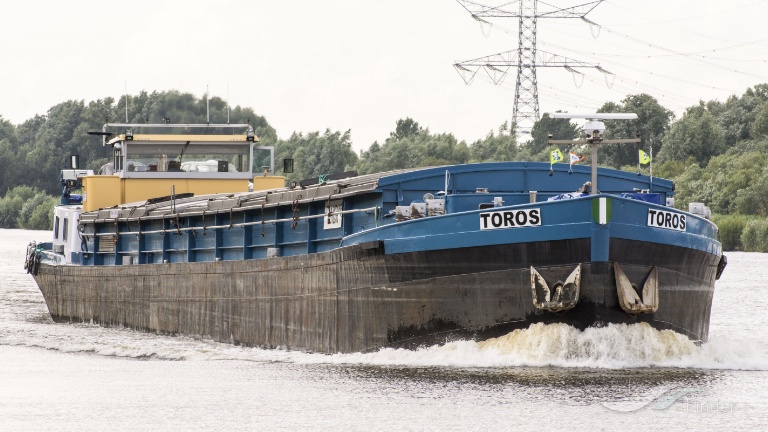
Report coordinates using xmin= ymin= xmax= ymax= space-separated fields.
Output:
xmin=54 ymin=216 xmax=60 ymax=240
xmin=63 ymin=218 xmax=69 ymax=241
xmin=123 ymin=142 xmax=251 ymax=173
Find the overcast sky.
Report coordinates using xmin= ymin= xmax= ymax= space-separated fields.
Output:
xmin=2 ymin=0 xmax=767 ymax=151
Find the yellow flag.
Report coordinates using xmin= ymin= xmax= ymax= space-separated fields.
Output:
xmin=639 ymin=150 xmax=651 ymax=165
xmin=550 ymin=148 xmax=564 ymax=164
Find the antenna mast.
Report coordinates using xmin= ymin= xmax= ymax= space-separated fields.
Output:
xmin=548 ymin=112 xmax=639 ymax=194
xmin=454 ymin=0 xmax=605 ymax=136
xmin=226 ymin=82 xmax=230 ymax=124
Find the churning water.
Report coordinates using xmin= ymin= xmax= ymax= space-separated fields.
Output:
xmin=1 ymin=229 xmax=767 ymax=431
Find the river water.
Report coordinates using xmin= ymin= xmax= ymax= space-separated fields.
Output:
xmin=1 ymin=228 xmax=767 ymax=431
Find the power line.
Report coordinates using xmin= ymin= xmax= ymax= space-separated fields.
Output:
xmin=580 ymin=17 xmax=768 ymax=82
xmin=603 ymin=0 xmax=768 ymax=27
xmin=484 ymin=16 xmax=751 ymax=95
xmin=599 ymin=0 xmax=768 ymax=57
xmin=543 ymin=34 xmax=768 ymax=62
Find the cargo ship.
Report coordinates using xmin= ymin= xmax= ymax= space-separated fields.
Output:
xmin=25 ymin=116 xmax=726 ymax=353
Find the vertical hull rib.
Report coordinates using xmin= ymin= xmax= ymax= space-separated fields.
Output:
xmin=32 ymin=238 xmax=718 ymax=353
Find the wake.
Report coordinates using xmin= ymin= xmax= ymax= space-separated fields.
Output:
xmin=312 ymin=323 xmax=768 ymax=370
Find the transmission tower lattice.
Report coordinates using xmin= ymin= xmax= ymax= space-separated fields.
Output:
xmin=454 ymin=0 xmax=607 ymax=135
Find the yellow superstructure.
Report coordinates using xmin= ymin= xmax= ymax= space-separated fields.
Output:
xmin=82 ymin=176 xmax=120 ymax=212
xmin=81 ymin=127 xmax=285 ymax=212
xmin=82 ymin=176 xmax=282 ymax=211
xmin=251 ymin=176 xmax=287 ymax=192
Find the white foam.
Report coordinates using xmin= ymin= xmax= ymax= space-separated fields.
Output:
xmin=9 ymin=320 xmax=767 ymax=370
xmin=300 ymin=323 xmax=768 ymax=370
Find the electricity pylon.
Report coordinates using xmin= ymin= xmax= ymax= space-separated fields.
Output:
xmin=454 ymin=0 xmax=606 ymax=135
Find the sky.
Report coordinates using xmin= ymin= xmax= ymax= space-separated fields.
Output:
xmin=2 ymin=0 xmax=768 ymax=151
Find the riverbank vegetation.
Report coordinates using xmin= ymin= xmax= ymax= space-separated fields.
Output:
xmin=2 ymin=86 xmax=768 ymax=249
xmin=0 ymin=186 xmax=58 ymax=230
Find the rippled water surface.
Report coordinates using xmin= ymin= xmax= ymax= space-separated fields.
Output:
xmin=2 ymin=229 xmax=767 ymax=431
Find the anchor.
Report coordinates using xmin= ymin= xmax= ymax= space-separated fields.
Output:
xmin=614 ymin=262 xmax=658 ymax=314
xmin=530 ymin=264 xmax=581 ymax=312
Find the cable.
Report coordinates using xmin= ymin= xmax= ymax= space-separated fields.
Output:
xmin=578 ymin=18 xmax=768 ymax=82
xmin=475 ymin=18 xmax=750 ymax=95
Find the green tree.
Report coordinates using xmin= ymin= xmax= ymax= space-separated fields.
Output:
xmin=711 ymin=214 xmax=749 ymax=251
xmin=0 ymin=115 xmax=15 ymax=145
xmin=0 ymin=196 xmax=24 ymax=228
xmin=750 ymin=102 xmax=768 ymax=139
xmin=14 ymin=115 xmax=46 ymax=147
xmin=741 ymin=219 xmax=768 ymax=252
xmin=413 ymin=132 xmax=470 ymax=167
xmin=525 ymin=113 xmax=579 ymax=155
xmin=470 ymin=121 xmax=518 ymax=162
xmin=17 ymin=193 xmax=49 ymax=228
xmin=0 ymin=186 xmax=45 ymax=228
xmin=280 ymin=129 xmax=358 ymax=181
xmin=598 ymin=94 xmax=674 ymax=168
xmin=660 ymin=102 xmax=726 ymax=166
xmin=356 ymin=119 xmax=470 ymax=174
xmin=355 ymin=141 xmax=381 ymax=175
xmin=26 ymin=196 xmax=58 ymax=230
xmin=714 ymin=84 xmax=768 ymax=145
xmin=734 ymin=172 xmax=768 ymax=215
xmin=0 ymin=139 xmax=20 ymax=196
xmin=670 ymin=144 xmax=768 ymax=215
xmin=390 ymin=118 xmax=421 ymax=141
xmin=23 ymin=100 xmax=90 ymax=193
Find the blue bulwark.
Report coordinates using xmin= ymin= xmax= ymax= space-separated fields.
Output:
xmin=620 ymin=192 xmax=661 ymax=205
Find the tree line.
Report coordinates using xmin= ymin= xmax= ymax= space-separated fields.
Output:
xmin=3 ymin=86 xmax=768 ymax=249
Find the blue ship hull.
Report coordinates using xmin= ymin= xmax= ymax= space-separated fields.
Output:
xmin=28 ymin=163 xmax=724 ymax=352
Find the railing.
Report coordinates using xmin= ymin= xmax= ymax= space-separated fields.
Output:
xmin=82 ymin=206 xmax=380 ymax=237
